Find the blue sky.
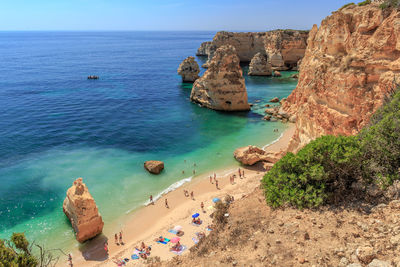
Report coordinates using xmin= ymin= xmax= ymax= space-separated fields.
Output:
xmin=0 ymin=0 xmax=351 ymax=31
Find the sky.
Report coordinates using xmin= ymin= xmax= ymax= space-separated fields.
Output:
xmin=0 ymin=0 xmax=352 ymax=31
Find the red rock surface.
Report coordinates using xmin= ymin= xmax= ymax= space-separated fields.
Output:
xmin=283 ymin=3 xmax=400 ymax=151
xmin=63 ymin=178 xmax=104 ymax=243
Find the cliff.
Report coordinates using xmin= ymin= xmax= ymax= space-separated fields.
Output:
xmin=197 ymin=30 xmax=309 ymax=70
xmin=283 ymin=3 xmax=400 ymax=150
xmin=63 ymin=178 xmax=104 ymax=243
xmin=177 ymin=56 xmax=200 ymax=82
xmin=190 ymin=45 xmax=250 ymax=111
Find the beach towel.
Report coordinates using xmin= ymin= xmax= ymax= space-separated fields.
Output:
xmin=206 ymin=227 xmax=212 ymax=231
xmin=156 ymin=238 xmax=170 ymax=245
xmin=192 ymin=237 xmax=199 ymax=244
xmin=131 ymin=254 xmax=139 ymax=260
xmin=168 ymin=229 xmax=178 ymax=235
xmin=191 ymin=221 xmax=202 ymax=227
xmin=171 ymin=245 xmax=187 ymax=255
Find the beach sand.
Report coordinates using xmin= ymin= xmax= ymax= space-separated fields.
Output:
xmin=69 ymin=124 xmax=295 ymax=267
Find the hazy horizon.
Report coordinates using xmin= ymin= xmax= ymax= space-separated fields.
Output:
xmin=0 ymin=0 xmax=351 ymax=31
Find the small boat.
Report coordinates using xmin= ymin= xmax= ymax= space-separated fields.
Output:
xmin=87 ymin=75 xmax=99 ymax=80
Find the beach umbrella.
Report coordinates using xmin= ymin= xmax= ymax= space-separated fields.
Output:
xmin=192 ymin=213 xmax=200 ymax=218
xmin=170 ymin=237 xmax=180 ymax=243
xmin=212 ymin=197 xmax=221 ymax=203
xmin=173 ymin=225 xmax=182 ymax=231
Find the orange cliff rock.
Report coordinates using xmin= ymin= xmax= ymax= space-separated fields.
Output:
xmin=63 ymin=178 xmax=104 ymax=243
xmin=283 ymin=3 xmax=400 ymax=151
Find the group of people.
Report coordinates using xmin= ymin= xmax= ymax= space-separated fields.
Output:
xmin=192 ymin=216 xmax=202 ymax=225
xmin=114 ymin=231 xmax=123 ymax=245
xmin=209 ymin=173 xmax=219 ymax=189
xmin=135 ymin=242 xmax=151 ymax=259
xmin=183 ymin=189 xmax=194 ymax=199
xmin=170 ymin=241 xmax=183 ymax=252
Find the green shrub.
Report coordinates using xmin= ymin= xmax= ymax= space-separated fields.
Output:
xmin=380 ymin=0 xmax=400 ymax=9
xmin=340 ymin=3 xmax=355 ymax=10
xmin=0 ymin=233 xmax=38 ymax=267
xmin=262 ymin=135 xmax=361 ymax=208
xmin=358 ymin=0 xmax=371 ymax=6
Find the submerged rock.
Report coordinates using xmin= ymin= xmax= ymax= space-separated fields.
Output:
xmin=273 ymin=71 xmax=282 ymax=77
xmin=144 ymin=160 xmax=164 ymax=174
xmin=63 ymin=178 xmax=104 ymax=243
xmin=190 ymin=45 xmax=250 ymax=111
xmin=248 ymin=53 xmax=272 ymax=76
xmin=177 ymin=57 xmax=200 ymax=82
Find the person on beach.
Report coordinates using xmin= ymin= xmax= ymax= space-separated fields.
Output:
xmin=242 ymin=170 xmax=245 ymax=178
xmin=214 ymin=173 xmax=216 ymax=180
xmin=149 ymin=195 xmax=153 ymax=205
xmin=141 ymin=242 xmax=146 ymax=250
xmin=68 ymin=254 xmax=72 ymax=266
xmin=209 ymin=176 xmax=213 ymax=184
xmin=238 ymin=168 xmax=242 ymax=178
xmin=190 ymin=191 xmax=194 ymax=200
xmin=115 ymin=233 xmax=119 ymax=245
xmin=201 ymin=201 xmax=204 ymax=212
xmin=119 ymin=231 xmax=123 ymax=245
xmin=165 ymin=198 xmax=169 ymax=208
xmin=104 ymin=241 xmax=108 ymax=253
xmin=216 ymin=180 xmax=219 ymax=189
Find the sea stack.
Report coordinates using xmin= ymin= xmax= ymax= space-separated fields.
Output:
xmin=144 ymin=160 xmax=165 ymax=174
xmin=190 ymin=45 xmax=250 ymax=111
xmin=248 ymin=52 xmax=272 ymax=76
xmin=63 ymin=178 xmax=104 ymax=243
xmin=177 ymin=56 xmax=200 ymax=82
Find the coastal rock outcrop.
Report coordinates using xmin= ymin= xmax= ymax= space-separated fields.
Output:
xmin=283 ymin=3 xmax=400 ymax=151
xmin=177 ymin=57 xmax=200 ymax=82
xmin=144 ymin=160 xmax=164 ymax=174
xmin=63 ymin=178 xmax=104 ymax=243
xmin=233 ymin=145 xmax=279 ymax=166
xmin=197 ymin=30 xmax=308 ymax=70
xmin=248 ymin=53 xmax=272 ymax=76
xmin=190 ymin=45 xmax=250 ymax=111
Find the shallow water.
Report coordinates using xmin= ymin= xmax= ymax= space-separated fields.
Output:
xmin=0 ymin=31 xmax=297 ymax=250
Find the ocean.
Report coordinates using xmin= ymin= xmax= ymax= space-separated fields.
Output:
xmin=0 ymin=31 xmax=297 ymax=251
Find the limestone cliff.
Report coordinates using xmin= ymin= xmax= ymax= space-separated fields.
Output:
xmin=197 ymin=30 xmax=308 ymax=70
xmin=63 ymin=178 xmax=104 ymax=243
xmin=190 ymin=45 xmax=250 ymax=111
xmin=177 ymin=57 xmax=200 ymax=82
xmin=283 ymin=3 xmax=400 ymax=151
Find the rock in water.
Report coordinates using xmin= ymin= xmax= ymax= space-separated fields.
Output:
xmin=144 ymin=160 xmax=164 ymax=174
xmin=233 ymin=145 xmax=279 ymax=166
xmin=177 ymin=57 xmax=200 ymax=82
xmin=248 ymin=53 xmax=272 ymax=76
xmin=190 ymin=45 xmax=250 ymax=111
xmin=63 ymin=178 xmax=104 ymax=243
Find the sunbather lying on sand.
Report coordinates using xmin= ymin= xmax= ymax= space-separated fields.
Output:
xmin=192 ymin=217 xmax=202 ymax=225
xmin=154 ymin=236 xmax=165 ymax=242
xmin=170 ymin=242 xmax=183 ymax=252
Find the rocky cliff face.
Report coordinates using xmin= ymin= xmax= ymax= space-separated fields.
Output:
xmin=197 ymin=30 xmax=308 ymax=70
xmin=177 ymin=57 xmax=200 ymax=82
xmin=63 ymin=178 xmax=104 ymax=243
xmin=283 ymin=3 xmax=400 ymax=151
xmin=248 ymin=52 xmax=272 ymax=76
xmin=190 ymin=45 xmax=250 ymax=111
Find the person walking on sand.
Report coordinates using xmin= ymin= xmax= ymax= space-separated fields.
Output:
xmin=216 ymin=179 xmax=219 ymax=190
xmin=238 ymin=168 xmax=241 ymax=179
xmin=68 ymin=254 xmax=72 ymax=267
xmin=149 ymin=195 xmax=153 ymax=205
xmin=214 ymin=173 xmax=216 ymax=180
xmin=242 ymin=170 xmax=245 ymax=178
xmin=119 ymin=231 xmax=123 ymax=245
xmin=114 ymin=233 xmax=118 ymax=245
xmin=190 ymin=191 xmax=194 ymax=200
xmin=201 ymin=202 xmax=204 ymax=212
xmin=209 ymin=176 xmax=213 ymax=184
xmin=165 ymin=198 xmax=169 ymax=208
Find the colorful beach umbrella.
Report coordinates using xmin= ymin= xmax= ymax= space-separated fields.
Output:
xmin=170 ymin=237 xmax=180 ymax=243
xmin=212 ymin=197 xmax=221 ymax=203
xmin=192 ymin=213 xmax=200 ymax=218
xmin=173 ymin=225 xmax=183 ymax=231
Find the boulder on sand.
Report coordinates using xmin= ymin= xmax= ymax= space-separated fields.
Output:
xmin=144 ymin=160 xmax=165 ymax=174
xmin=63 ymin=178 xmax=104 ymax=243
xmin=233 ymin=145 xmax=279 ymax=166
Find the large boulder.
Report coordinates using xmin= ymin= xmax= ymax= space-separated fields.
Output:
xmin=177 ymin=57 xmax=200 ymax=82
xmin=190 ymin=45 xmax=250 ymax=111
xmin=248 ymin=53 xmax=272 ymax=76
xmin=63 ymin=178 xmax=104 ymax=243
xmin=233 ymin=145 xmax=279 ymax=166
xmin=144 ymin=160 xmax=164 ymax=174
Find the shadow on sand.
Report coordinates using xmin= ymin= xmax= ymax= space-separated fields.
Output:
xmin=79 ymin=234 xmax=109 ymax=262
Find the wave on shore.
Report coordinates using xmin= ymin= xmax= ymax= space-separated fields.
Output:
xmin=262 ymin=132 xmax=284 ymax=150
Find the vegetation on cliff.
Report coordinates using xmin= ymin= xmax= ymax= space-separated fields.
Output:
xmin=380 ymin=0 xmax=400 ymax=9
xmin=263 ymin=89 xmax=400 ymax=208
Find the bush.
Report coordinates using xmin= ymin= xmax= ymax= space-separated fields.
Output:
xmin=380 ymin=0 xmax=400 ymax=9
xmin=358 ymin=0 xmax=371 ymax=6
xmin=340 ymin=3 xmax=355 ymax=10
xmin=213 ymin=201 xmax=229 ymax=225
xmin=0 ymin=233 xmax=38 ymax=267
xmin=263 ymin=135 xmax=361 ymax=208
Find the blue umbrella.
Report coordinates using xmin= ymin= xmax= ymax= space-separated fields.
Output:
xmin=192 ymin=213 xmax=200 ymax=218
xmin=213 ymin=198 xmax=221 ymax=203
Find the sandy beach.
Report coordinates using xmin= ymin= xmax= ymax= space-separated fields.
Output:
xmin=69 ymin=124 xmax=295 ymax=267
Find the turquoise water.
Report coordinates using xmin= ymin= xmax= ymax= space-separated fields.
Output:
xmin=0 ymin=32 xmax=297 ymax=251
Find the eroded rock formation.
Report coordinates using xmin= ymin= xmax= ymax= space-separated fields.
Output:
xmin=63 ymin=178 xmax=104 ymax=243
xmin=234 ymin=145 xmax=279 ymax=166
xmin=248 ymin=53 xmax=272 ymax=76
xmin=190 ymin=45 xmax=250 ymax=111
xmin=144 ymin=160 xmax=165 ymax=174
xmin=197 ymin=30 xmax=308 ymax=70
xmin=283 ymin=3 xmax=400 ymax=151
xmin=177 ymin=57 xmax=200 ymax=82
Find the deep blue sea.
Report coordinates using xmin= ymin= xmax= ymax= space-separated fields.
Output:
xmin=0 ymin=31 xmax=297 ymax=251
